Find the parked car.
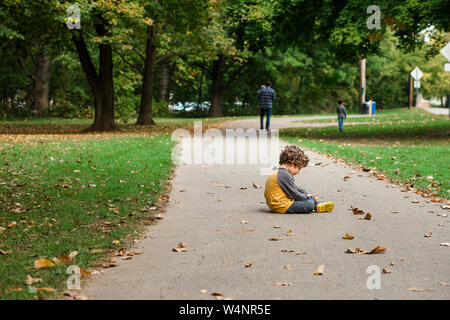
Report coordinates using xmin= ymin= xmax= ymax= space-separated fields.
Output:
xmin=169 ymin=101 xmax=210 ymax=112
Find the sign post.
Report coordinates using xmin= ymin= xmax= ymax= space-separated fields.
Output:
xmin=410 ymin=67 xmax=423 ymax=107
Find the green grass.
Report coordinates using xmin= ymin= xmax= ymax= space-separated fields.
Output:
xmin=281 ymin=110 xmax=449 ymax=199
xmin=298 ymin=107 xmax=443 ymax=123
xmin=0 ymin=134 xmax=174 ymax=299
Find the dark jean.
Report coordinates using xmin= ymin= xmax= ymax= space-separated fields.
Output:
xmin=286 ymin=197 xmax=316 ymax=214
xmin=338 ymin=117 xmax=344 ymax=131
xmin=260 ymin=108 xmax=272 ymax=129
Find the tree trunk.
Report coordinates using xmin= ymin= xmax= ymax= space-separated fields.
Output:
xmin=32 ymin=53 xmax=50 ymax=114
xmin=197 ymin=70 xmax=203 ymax=109
xmin=136 ymin=25 xmax=156 ymax=125
xmin=209 ymin=55 xmax=225 ymax=117
xmin=159 ymin=61 xmax=169 ymax=102
xmin=72 ymin=22 xmax=116 ymax=131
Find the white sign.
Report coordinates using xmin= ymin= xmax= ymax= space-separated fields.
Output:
xmin=410 ymin=67 xmax=423 ymax=80
xmin=414 ymin=80 xmax=420 ymax=88
xmin=440 ymin=43 xmax=450 ymax=72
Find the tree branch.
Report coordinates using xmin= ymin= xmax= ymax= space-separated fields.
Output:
xmin=71 ymin=30 xmax=99 ymax=91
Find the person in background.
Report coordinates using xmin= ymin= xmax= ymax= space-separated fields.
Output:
xmin=258 ymin=81 xmax=276 ymax=130
xmin=336 ymin=99 xmax=347 ymax=132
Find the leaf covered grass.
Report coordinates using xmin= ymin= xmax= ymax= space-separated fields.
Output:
xmin=281 ymin=109 xmax=449 ymax=199
xmin=0 ymin=133 xmax=174 ymax=299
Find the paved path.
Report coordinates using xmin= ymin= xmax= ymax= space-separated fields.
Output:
xmin=80 ymin=118 xmax=450 ymax=300
xmin=418 ymin=106 xmax=449 ymax=116
xmin=222 ymin=114 xmax=370 ymax=129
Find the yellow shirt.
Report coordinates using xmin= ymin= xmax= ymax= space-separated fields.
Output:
xmin=264 ymin=169 xmax=294 ymax=214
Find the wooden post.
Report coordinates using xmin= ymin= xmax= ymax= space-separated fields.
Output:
xmin=359 ymin=58 xmax=366 ymax=113
xmin=409 ymin=75 xmax=413 ymax=109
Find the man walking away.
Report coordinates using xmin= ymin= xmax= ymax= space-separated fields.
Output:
xmin=336 ymin=99 xmax=347 ymax=132
xmin=258 ymin=81 xmax=276 ymax=130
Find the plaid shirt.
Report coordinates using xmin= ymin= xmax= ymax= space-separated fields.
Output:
xmin=258 ymin=87 xmax=276 ymax=109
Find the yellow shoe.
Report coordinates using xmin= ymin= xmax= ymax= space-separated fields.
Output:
xmin=316 ymin=202 xmax=334 ymax=213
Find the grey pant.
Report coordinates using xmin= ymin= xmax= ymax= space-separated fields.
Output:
xmin=286 ymin=197 xmax=315 ymax=214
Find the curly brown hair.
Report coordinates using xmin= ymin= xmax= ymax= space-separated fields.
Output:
xmin=279 ymin=145 xmax=309 ymax=168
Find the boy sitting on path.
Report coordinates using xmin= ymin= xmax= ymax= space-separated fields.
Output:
xmin=264 ymin=145 xmax=334 ymax=214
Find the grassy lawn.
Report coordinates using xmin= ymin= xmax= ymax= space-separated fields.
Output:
xmin=297 ymin=107 xmax=443 ymax=123
xmin=0 ymin=132 xmax=174 ymax=299
xmin=280 ymin=109 xmax=449 ymax=200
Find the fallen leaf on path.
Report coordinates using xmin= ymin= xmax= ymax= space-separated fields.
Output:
xmin=412 ymin=199 xmax=419 ymax=203
xmin=154 ymin=214 xmax=163 ymax=219
xmin=437 ymin=213 xmax=448 ymax=217
xmin=409 ymin=287 xmax=432 ymax=292
xmin=440 ymin=242 xmax=450 ymax=247
xmin=390 ymin=261 xmax=396 ymax=266
xmin=144 ymin=221 xmax=153 ymax=225
xmin=286 ymin=229 xmax=295 ymax=236
xmin=424 ymin=232 xmax=432 ymax=238
xmin=211 ymin=291 xmax=223 ymax=296
xmin=200 ymin=289 xmax=207 ymax=293
xmin=179 ymin=189 xmax=186 ymax=192
xmin=252 ymin=182 xmax=262 ymax=189
xmin=351 ymin=207 xmax=365 ymax=215
xmin=343 ymin=176 xmax=351 ymax=181
xmin=345 ymin=248 xmax=367 ymax=254
xmin=441 ymin=205 xmax=450 ymax=210
xmin=382 ymin=269 xmax=392 ymax=274
xmin=74 ymin=295 xmax=88 ymax=300
xmin=367 ymin=246 xmax=387 ymax=254
xmin=268 ymin=237 xmax=281 ymax=241
xmin=364 ymin=213 xmax=372 ymax=220
xmin=245 ymin=263 xmax=252 ymax=268
xmin=284 ymin=265 xmax=295 ymax=271
xmin=272 ymin=282 xmax=291 ymax=286
xmin=391 ymin=211 xmax=399 ymax=214
xmin=273 ymin=226 xmax=281 ymax=229
xmin=240 ymin=187 xmax=247 ymax=190
xmin=438 ymin=282 xmax=449 ymax=286
xmin=313 ymin=265 xmax=324 ymax=275
xmin=34 ymin=258 xmax=55 ymax=269
xmin=342 ymin=233 xmax=354 ymax=240
xmin=216 ymin=296 xmax=234 ymax=300
xmin=295 ymin=251 xmax=307 ymax=255
xmin=173 ymin=242 xmax=187 ymax=252
xmin=240 ymin=220 xmax=248 ymax=224
xmin=24 ymin=275 xmax=42 ymax=286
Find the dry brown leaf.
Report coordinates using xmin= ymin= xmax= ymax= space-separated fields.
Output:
xmin=252 ymin=182 xmax=262 ymax=189
xmin=343 ymin=176 xmax=351 ymax=181
xmin=294 ymin=251 xmax=307 ymax=255
xmin=412 ymin=199 xmax=419 ymax=203
xmin=211 ymin=291 xmax=223 ymax=296
xmin=268 ymin=237 xmax=281 ymax=241
xmin=313 ymin=265 xmax=324 ymax=275
xmin=342 ymin=233 xmax=354 ymax=240
xmin=284 ymin=265 xmax=295 ymax=271
xmin=0 ymin=248 xmax=10 ymax=255
xmin=59 ymin=255 xmax=72 ymax=264
xmin=286 ymin=229 xmax=295 ymax=236
xmin=240 ymin=220 xmax=248 ymax=224
xmin=351 ymin=207 xmax=365 ymax=215
xmin=0 ymin=226 xmax=5 ymax=234
xmin=424 ymin=232 xmax=432 ymax=238
xmin=273 ymin=225 xmax=281 ymax=229
xmin=90 ymin=249 xmax=103 ymax=254
xmin=34 ymin=258 xmax=55 ymax=269
xmin=144 ymin=221 xmax=153 ymax=225
xmin=438 ymin=282 xmax=449 ymax=286
xmin=390 ymin=261 xmax=396 ymax=266
xmin=345 ymin=248 xmax=366 ymax=254
xmin=366 ymin=246 xmax=388 ymax=254
xmin=272 ymin=282 xmax=291 ymax=286
xmin=409 ymin=286 xmax=432 ymax=292
xmin=364 ymin=213 xmax=372 ymax=220
xmin=216 ymin=296 xmax=234 ymax=300
xmin=382 ymin=268 xmax=392 ymax=274
xmin=24 ymin=275 xmax=42 ymax=286
xmin=74 ymin=295 xmax=88 ymax=300
xmin=245 ymin=262 xmax=252 ymax=268
xmin=172 ymin=247 xmax=186 ymax=253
